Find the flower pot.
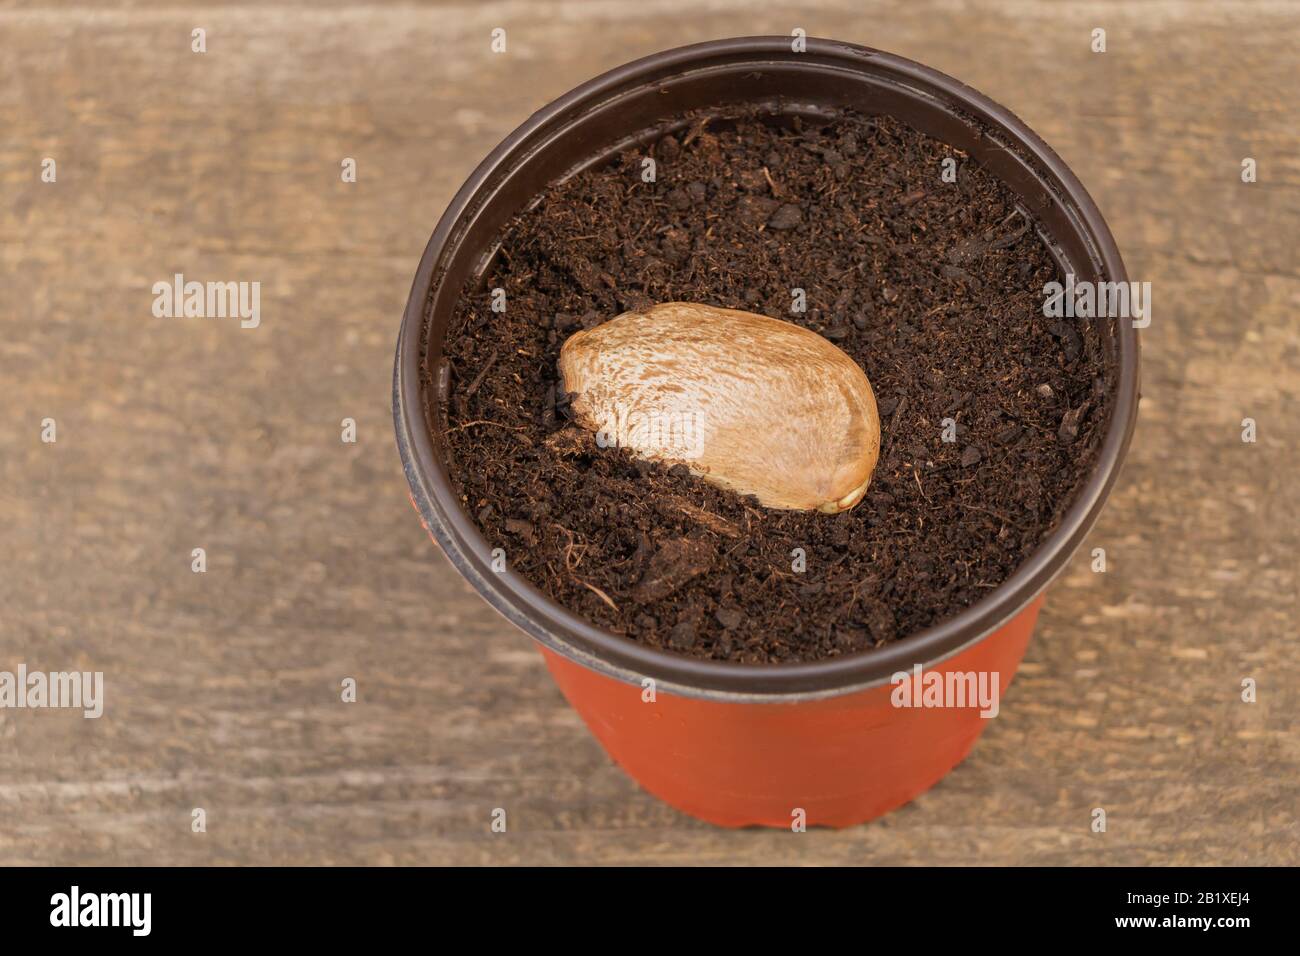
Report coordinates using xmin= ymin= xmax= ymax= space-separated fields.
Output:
xmin=393 ymin=37 xmax=1139 ymax=828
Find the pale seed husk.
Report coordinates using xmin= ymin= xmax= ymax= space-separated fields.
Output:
xmin=558 ymin=302 xmax=881 ymax=513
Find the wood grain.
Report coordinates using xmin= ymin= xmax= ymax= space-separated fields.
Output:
xmin=0 ymin=0 xmax=1296 ymax=865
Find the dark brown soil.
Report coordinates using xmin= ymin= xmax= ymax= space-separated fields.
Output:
xmin=426 ymin=108 xmax=1114 ymax=664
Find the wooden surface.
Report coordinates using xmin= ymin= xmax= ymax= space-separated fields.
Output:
xmin=1 ymin=0 xmax=1296 ymax=865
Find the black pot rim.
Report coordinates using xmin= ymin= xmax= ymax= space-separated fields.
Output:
xmin=393 ymin=36 xmax=1140 ymax=702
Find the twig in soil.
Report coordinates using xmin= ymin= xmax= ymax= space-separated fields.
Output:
xmin=890 ymin=394 xmax=909 ymax=432
xmin=573 ymin=576 xmax=619 ymax=612
xmin=988 ymin=210 xmax=1031 ymax=249
xmin=723 ymin=540 xmax=750 ymax=560
xmin=680 ymin=118 xmax=709 ymax=147
xmin=996 ymin=402 xmax=1052 ymax=436
xmin=462 ymin=351 xmax=499 ymax=401
xmin=762 ymin=166 xmax=782 ymax=197
xmin=663 ymin=496 xmax=742 ymax=538
xmin=446 ymin=419 xmax=527 ymax=433
xmin=960 ymin=503 xmax=1027 ymax=529
xmin=551 ymin=523 xmax=587 ymax=570
xmin=913 ymin=468 xmax=928 ymax=501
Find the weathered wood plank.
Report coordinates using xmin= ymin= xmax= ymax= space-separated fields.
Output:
xmin=1 ymin=0 xmax=1296 ymax=865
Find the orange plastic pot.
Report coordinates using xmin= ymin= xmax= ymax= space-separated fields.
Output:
xmin=394 ymin=37 xmax=1139 ymax=828
xmin=538 ymin=597 xmax=1041 ymax=828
